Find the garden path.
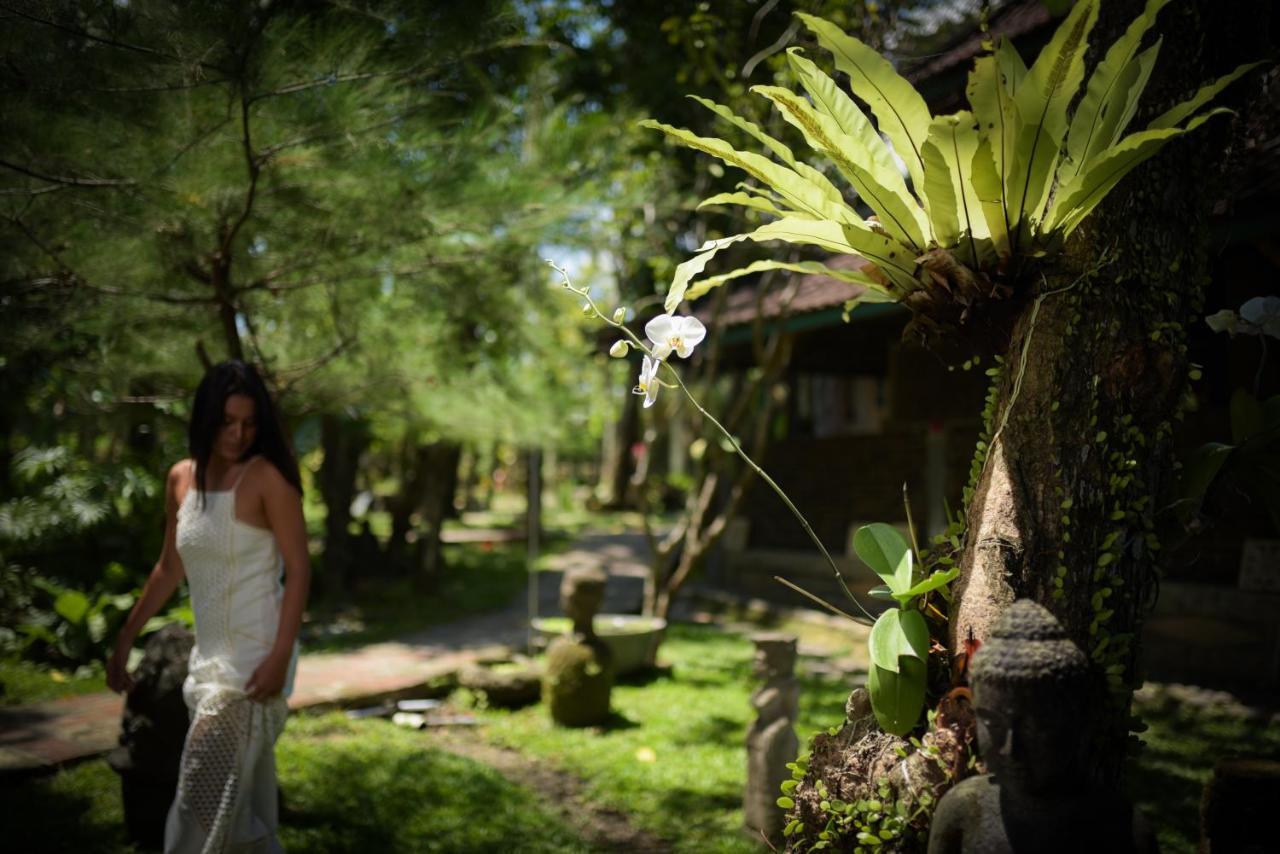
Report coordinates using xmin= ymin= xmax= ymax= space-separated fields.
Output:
xmin=0 ymin=531 xmax=654 ymax=775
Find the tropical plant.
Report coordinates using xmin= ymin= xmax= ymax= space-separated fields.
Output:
xmin=642 ymin=0 xmax=1260 ymax=324
xmin=854 ymin=523 xmax=958 ymax=736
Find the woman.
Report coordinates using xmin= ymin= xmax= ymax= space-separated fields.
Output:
xmin=108 ymin=360 xmax=310 ymax=853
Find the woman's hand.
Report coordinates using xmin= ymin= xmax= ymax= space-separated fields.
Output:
xmin=245 ymin=649 xmax=290 ymax=702
xmin=106 ymin=644 xmax=135 ymax=694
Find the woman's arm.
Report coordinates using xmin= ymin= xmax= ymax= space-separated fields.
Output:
xmin=106 ymin=462 xmax=188 ymax=694
xmin=245 ymin=463 xmax=310 ymax=702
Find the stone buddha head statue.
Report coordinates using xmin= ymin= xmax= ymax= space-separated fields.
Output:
xmin=560 ymin=566 xmax=607 ymax=637
xmin=968 ymin=600 xmax=1090 ymax=797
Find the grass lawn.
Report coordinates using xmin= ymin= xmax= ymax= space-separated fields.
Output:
xmin=1 ymin=712 xmax=593 ymax=854
xmin=0 ymin=656 xmax=107 ymax=706
xmin=471 ymin=623 xmax=851 ymax=854
xmin=1130 ymin=688 xmax=1280 ymax=854
xmin=4 ymin=618 xmax=1273 ymax=852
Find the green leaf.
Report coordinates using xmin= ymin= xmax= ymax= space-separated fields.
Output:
xmin=1064 ymin=0 xmax=1170 ymax=178
xmin=1148 ymin=61 xmax=1266 ymax=131
xmin=777 ymin=796 xmax=796 ymax=809
xmin=966 ymin=38 xmax=1025 ymax=254
xmin=1047 ymin=109 xmax=1230 ymax=236
xmin=867 ymin=656 xmax=927 ymax=736
xmin=53 ymin=590 xmax=91 ymax=625
xmin=971 ymin=137 xmax=1011 ymax=256
xmin=853 ymin=523 xmax=913 ymax=592
xmin=694 ymin=217 xmax=920 ymax=295
xmin=640 ymin=120 xmax=857 ymax=225
xmin=796 ymin=13 xmax=933 ymax=196
xmin=921 ymin=112 xmax=989 ymax=266
xmin=687 ymin=94 xmax=851 ymax=208
xmin=1180 ymin=442 xmax=1234 ymax=503
xmin=868 ymin=584 xmax=895 ymax=601
xmin=697 ymin=191 xmax=795 ymax=219
xmin=688 ymin=94 xmax=799 ymax=167
xmin=686 ymin=258 xmax=893 ymax=303
xmin=896 ymin=567 xmax=960 ymax=602
xmin=753 ymin=84 xmax=928 ymax=250
xmin=785 ymin=48 xmax=908 ymax=203
xmin=1009 ymin=0 xmax=1099 ymax=235
xmin=1231 ymin=388 xmax=1264 ymax=443
xmin=869 ymin=608 xmax=928 ymax=673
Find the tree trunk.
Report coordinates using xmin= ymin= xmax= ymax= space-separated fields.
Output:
xmin=413 ymin=440 xmax=461 ymax=592
xmin=600 ymin=379 xmax=640 ymax=509
xmin=951 ymin=0 xmax=1267 ymax=788
xmin=318 ymin=414 xmax=368 ymax=592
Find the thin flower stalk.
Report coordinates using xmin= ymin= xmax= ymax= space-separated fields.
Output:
xmin=549 ymin=260 xmax=874 ymax=624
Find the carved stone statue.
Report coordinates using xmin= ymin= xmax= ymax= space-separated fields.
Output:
xmin=543 ymin=567 xmax=613 ymax=727
xmin=744 ymin=633 xmax=799 ymax=843
xmin=107 ymin=624 xmax=195 ymax=850
xmin=927 ymin=600 xmax=1157 ymax=854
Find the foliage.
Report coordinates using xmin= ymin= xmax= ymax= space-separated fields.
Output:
xmin=1178 ymin=388 xmax=1280 ymax=534
xmin=781 ymin=772 xmax=934 ymax=853
xmin=643 ymin=0 xmax=1259 ymax=320
xmin=853 ymin=523 xmax=957 ymax=736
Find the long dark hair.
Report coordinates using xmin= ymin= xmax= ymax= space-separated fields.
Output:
xmin=188 ymin=360 xmax=302 ymax=504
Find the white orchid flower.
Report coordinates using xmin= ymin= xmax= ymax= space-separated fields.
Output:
xmin=634 ymin=355 xmax=661 ymax=409
xmin=645 ymin=313 xmax=706 ymax=361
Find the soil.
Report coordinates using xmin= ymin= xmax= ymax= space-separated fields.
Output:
xmin=421 ymin=727 xmax=672 ymax=853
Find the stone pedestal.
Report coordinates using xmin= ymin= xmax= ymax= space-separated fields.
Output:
xmin=744 ymin=633 xmax=799 ymax=843
xmin=107 ymin=624 xmax=194 ymax=850
xmin=544 ymin=567 xmax=614 ymax=727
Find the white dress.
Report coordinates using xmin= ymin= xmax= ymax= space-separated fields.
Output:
xmin=165 ymin=458 xmax=297 ymax=854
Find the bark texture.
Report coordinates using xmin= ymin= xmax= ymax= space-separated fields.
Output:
xmin=951 ymin=0 xmax=1269 ymax=784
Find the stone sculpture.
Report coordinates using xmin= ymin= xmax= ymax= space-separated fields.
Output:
xmin=927 ymin=600 xmax=1157 ymax=854
xmin=107 ymin=624 xmax=195 ymax=850
xmin=744 ymin=632 xmax=799 ymax=843
xmin=544 ymin=566 xmax=613 ymax=727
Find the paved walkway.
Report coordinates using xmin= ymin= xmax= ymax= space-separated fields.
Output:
xmin=0 ymin=531 xmax=653 ymax=775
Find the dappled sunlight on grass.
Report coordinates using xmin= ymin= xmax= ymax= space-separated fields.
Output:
xmin=2 ymin=712 xmax=592 ymax=854
xmin=278 ymin=713 xmax=591 ymax=853
xmin=475 ymin=623 xmax=850 ymax=854
xmin=1130 ymin=690 xmax=1280 ymax=854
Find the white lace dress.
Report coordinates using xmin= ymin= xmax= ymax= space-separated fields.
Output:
xmin=165 ymin=459 xmax=297 ymax=854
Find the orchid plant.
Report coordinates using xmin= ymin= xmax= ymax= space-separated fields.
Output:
xmin=554 ymin=261 xmax=964 ymax=734
xmin=550 ymin=260 xmax=875 ymax=628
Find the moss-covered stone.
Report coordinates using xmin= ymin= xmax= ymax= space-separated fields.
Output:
xmin=543 ymin=636 xmax=612 ymax=727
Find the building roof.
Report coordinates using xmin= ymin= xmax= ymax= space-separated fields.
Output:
xmin=697 ymin=254 xmax=877 ymax=327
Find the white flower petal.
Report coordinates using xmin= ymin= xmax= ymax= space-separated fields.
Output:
xmin=645 ymin=314 xmax=676 ymax=348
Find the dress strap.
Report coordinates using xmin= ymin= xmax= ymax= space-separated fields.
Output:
xmin=231 ymin=456 xmax=259 ymax=492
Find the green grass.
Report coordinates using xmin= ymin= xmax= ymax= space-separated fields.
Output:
xmin=0 ymin=656 xmax=107 ymax=706
xmin=1130 ymin=689 xmax=1280 ymax=854
xmin=471 ymin=623 xmax=850 ymax=854
xmin=1 ymin=713 xmax=592 ymax=854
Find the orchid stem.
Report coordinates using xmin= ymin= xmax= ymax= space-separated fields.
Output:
xmin=549 ymin=260 xmax=875 ymax=625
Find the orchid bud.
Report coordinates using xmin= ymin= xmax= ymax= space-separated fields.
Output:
xmin=609 ymin=340 xmax=630 ymax=358
xmin=612 ymin=307 xmax=627 ymax=324
xmin=582 ymin=303 xmax=595 ymax=318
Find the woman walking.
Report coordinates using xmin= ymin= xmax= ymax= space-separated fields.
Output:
xmin=108 ymin=360 xmax=310 ymax=853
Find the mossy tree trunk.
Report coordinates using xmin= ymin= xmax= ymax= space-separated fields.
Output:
xmin=951 ymin=0 xmax=1268 ymax=788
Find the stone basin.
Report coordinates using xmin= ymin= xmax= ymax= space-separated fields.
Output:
xmin=531 ymin=615 xmax=667 ymax=676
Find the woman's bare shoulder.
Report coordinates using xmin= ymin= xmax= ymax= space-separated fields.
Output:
xmin=166 ymin=459 xmax=194 ymax=504
xmin=247 ymin=457 xmax=298 ymax=497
